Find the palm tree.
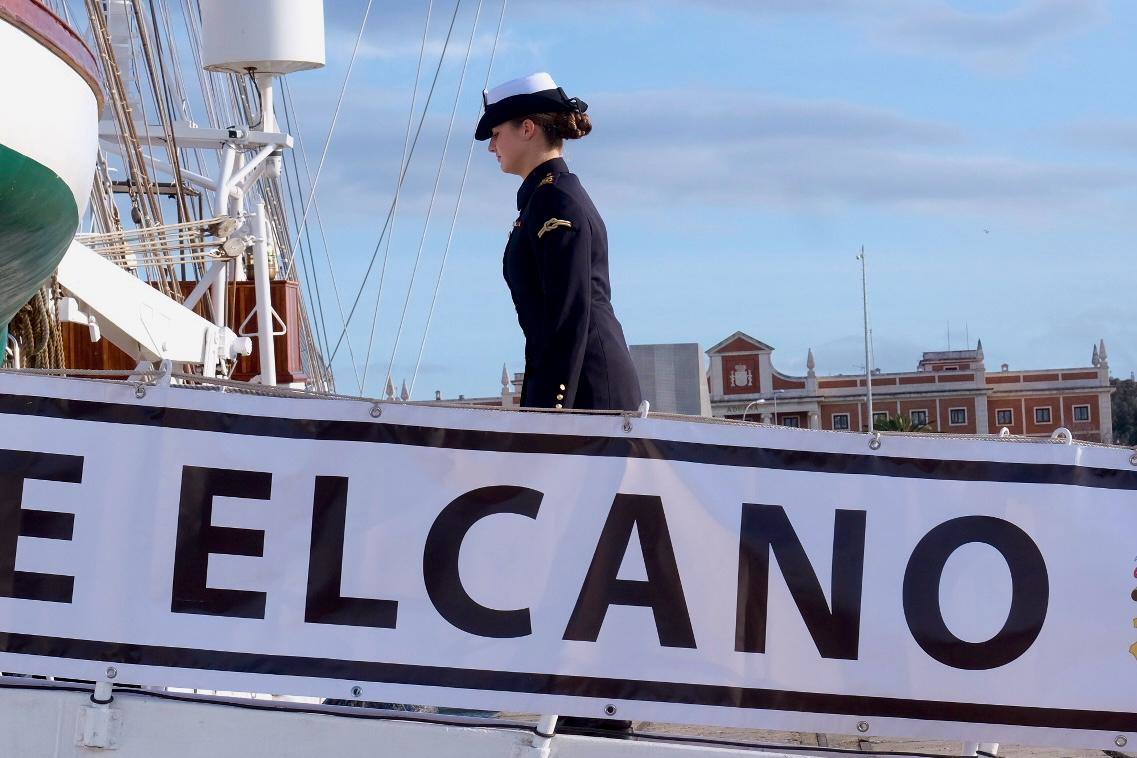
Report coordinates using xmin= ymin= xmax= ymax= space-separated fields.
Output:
xmin=873 ymin=415 xmax=932 ymax=433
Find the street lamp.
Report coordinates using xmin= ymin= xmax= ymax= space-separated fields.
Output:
xmin=741 ymin=398 xmax=765 ymax=422
xmin=742 ymin=391 xmax=785 ymax=423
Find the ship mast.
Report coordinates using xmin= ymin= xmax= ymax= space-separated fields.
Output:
xmin=62 ymin=0 xmax=334 ymax=390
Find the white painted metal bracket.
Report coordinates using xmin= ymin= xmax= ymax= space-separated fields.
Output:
xmin=75 ymin=681 xmax=121 ymax=749
xmin=56 ymin=241 xmax=251 ymax=375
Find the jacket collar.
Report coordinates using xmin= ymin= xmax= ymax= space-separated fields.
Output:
xmin=517 ymin=157 xmax=569 ymax=211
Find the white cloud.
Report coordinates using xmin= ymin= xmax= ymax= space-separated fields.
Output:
xmin=885 ymin=0 xmax=1107 ymax=59
xmin=323 ymin=0 xmax=1107 ymax=71
xmin=573 ymin=90 xmax=1136 ymax=216
xmin=1063 ymin=118 xmax=1137 ymax=152
xmin=684 ymin=0 xmax=1108 ymax=62
xmin=592 ymin=92 xmax=962 ymax=147
xmin=283 ymin=83 xmax=1137 ymax=223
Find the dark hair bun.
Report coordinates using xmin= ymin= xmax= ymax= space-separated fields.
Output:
xmin=557 ymin=110 xmax=592 ymax=140
xmin=513 ymin=110 xmax=593 ymax=147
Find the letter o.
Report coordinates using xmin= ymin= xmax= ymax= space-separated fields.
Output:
xmin=902 ymin=516 xmax=1048 ymax=670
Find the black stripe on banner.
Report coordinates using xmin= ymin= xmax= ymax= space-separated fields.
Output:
xmin=2 ymin=631 xmax=1134 ymax=732
xmin=1 ymin=392 xmax=1135 ymax=491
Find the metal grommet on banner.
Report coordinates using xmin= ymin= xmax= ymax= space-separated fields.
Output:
xmin=604 ymin=704 xmax=618 ymax=716
xmin=105 ymin=667 xmax=118 ymax=680
xmin=1116 ymin=735 xmax=1128 ymax=748
xmin=369 ymin=404 xmax=383 ymax=418
xmin=856 ymin=720 xmax=870 ymax=733
xmin=134 ymin=384 xmax=147 ymax=399
xmin=868 ymin=433 xmax=881 ymax=450
xmin=622 ymin=416 xmax=633 ymax=433
xmin=1129 ymin=450 xmax=1137 ymax=466
xmin=351 ymin=686 xmax=363 ymax=698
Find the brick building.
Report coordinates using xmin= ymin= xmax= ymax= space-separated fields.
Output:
xmin=435 ymin=332 xmax=1114 ymax=443
xmin=708 ymin=331 xmax=1113 ymax=442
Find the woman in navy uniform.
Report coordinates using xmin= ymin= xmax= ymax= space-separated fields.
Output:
xmin=476 ymin=73 xmax=641 ymax=412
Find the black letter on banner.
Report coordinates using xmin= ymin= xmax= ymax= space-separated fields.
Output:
xmin=903 ymin=515 xmax=1048 ymax=670
xmin=735 ymin=504 xmax=865 ymax=660
xmin=424 ymin=485 xmax=542 ymax=638
xmin=0 ymin=449 xmax=83 ymax=603
xmin=563 ymin=494 xmax=696 ymax=648
xmin=305 ymin=476 xmax=397 ymax=627
xmin=171 ymin=466 xmax=271 ymax=619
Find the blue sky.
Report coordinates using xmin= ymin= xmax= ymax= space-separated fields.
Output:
xmin=280 ymin=0 xmax=1136 ymax=398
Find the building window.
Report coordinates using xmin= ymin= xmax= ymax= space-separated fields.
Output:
xmin=872 ymin=411 xmax=888 ymax=426
xmin=832 ymin=413 xmax=850 ymax=430
xmin=1034 ymin=407 xmax=1052 ymax=424
xmin=782 ymin=416 xmax=800 ymax=428
xmin=910 ymin=409 xmax=928 ymax=426
xmin=943 ymin=365 xmax=959 ymax=371
xmin=949 ymin=407 xmax=967 ymax=426
xmin=1072 ymin=404 xmax=1090 ymax=422
xmin=996 ymin=409 xmax=1014 ymax=426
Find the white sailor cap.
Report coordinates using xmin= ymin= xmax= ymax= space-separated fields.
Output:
xmin=475 ymin=72 xmax=587 ymax=141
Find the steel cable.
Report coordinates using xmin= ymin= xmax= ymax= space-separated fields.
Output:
xmin=409 ymin=0 xmax=508 ymax=398
xmin=382 ymin=0 xmax=483 ymax=397
xmin=325 ymin=0 xmax=463 ymax=366
xmin=281 ymin=77 xmax=363 ymax=390
xmin=287 ymin=0 xmax=378 ymax=255
xmin=360 ymin=0 xmax=437 ymax=393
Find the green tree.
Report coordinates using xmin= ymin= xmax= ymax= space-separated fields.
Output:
xmin=873 ymin=415 xmax=931 ymax=433
xmin=1112 ymin=377 xmax=1137 ymax=446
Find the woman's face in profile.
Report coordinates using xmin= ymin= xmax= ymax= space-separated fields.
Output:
xmin=488 ymin=121 xmax=528 ymax=176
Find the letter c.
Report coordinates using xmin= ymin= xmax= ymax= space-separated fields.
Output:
xmin=423 ymin=485 xmax=543 ymax=638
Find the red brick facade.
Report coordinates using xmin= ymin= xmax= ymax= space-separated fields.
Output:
xmin=708 ymin=332 xmax=1114 ymax=442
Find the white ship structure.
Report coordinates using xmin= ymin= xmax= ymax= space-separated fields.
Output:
xmin=1 ymin=2 xmax=1135 ymax=757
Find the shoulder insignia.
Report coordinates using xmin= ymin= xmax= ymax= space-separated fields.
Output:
xmin=537 ymin=218 xmax=573 ymax=239
xmin=538 ymin=172 xmax=555 ymax=187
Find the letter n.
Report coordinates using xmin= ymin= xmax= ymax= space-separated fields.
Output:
xmin=735 ymin=503 xmax=865 ymax=659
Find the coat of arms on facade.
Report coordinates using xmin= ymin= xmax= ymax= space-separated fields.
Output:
xmin=729 ymin=362 xmax=753 ymax=388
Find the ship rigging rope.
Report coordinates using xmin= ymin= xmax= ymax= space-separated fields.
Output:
xmin=77 ymin=216 xmax=232 ymax=267
xmin=280 ymin=78 xmax=363 ymax=390
xmin=278 ymin=103 xmax=332 ymax=357
xmin=359 ymin=0 xmax=437 ymax=393
xmin=383 ymin=0 xmax=486 ymax=396
xmin=325 ymin=0 xmax=464 ymax=370
xmin=237 ymin=75 xmax=335 ymax=393
xmin=286 ymin=0 xmax=379 ymax=256
xmin=409 ymin=0 xmax=509 ymax=399
xmin=6 ymin=287 xmax=65 ymax=370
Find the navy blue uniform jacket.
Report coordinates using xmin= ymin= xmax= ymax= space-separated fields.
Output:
xmin=503 ymin=158 xmax=642 ymax=411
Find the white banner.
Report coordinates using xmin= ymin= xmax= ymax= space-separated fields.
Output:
xmin=1 ymin=371 xmax=1135 ymax=749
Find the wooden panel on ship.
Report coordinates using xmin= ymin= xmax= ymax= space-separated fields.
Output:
xmin=61 ymin=321 xmax=138 ymax=371
xmin=229 ymin=280 xmax=307 ymax=384
xmin=61 ymin=279 xmax=307 ymax=385
xmin=62 ymin=280 xmax=201 ymax=371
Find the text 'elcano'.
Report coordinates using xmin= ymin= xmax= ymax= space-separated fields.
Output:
xmin=1 ymin=451 xmax=1048 ymax=671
